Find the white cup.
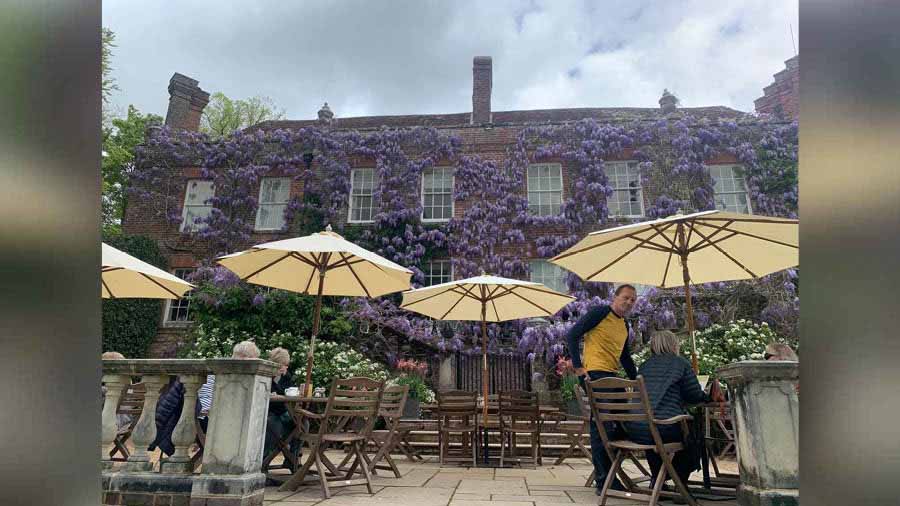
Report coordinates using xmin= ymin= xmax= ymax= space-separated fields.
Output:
xmin=285 ymin=387 xmax=300 ymax=397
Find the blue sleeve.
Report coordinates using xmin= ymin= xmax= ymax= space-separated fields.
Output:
xmin=620 ymin=342 xmax=638 ymax=380
xmin=566 ymin=306 xmax=610 ymax=369
xmin=679 ymin=360 xmax=708 ymax=405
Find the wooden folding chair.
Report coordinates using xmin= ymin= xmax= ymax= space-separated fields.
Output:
xmin=588 ymin=376 xmax=697 ymax=506
xmin=366 ymin=384 xmax=410 ymax=477
xmin=436 ymin=390 xmax=479 ymax=467
xmin=498 ymin=390 xmax=540 ymax=467
xmin=278 ymin=377 xmax=384 ymax=499
xmin=109 ymin=382 xmax=145 ymax=462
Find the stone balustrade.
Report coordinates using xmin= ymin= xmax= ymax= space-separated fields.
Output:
xmin=718 ymin=360 xmax=799 ymax=506
xmin=101 ymin=358 xmax=278 ymax=506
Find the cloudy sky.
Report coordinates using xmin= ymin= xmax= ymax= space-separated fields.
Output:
xmin=103 ymin=0 xmax=798 ymax=121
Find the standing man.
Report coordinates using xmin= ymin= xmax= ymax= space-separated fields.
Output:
xmin=566 ymin=284 xmax=638 ymax=494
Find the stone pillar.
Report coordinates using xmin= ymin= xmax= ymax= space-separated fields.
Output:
xmin=125 ymin=374 xmax=169 ymax=472
xmin=190 ymin=359 xmax=279 ymax=506
xmin=160 ymin=373 xmax=205 ymax=473
xmin=101 ymin=374 xmax=130 ymax=467
xmin=718 ymin=361 xmax=799 ymax=506
xmin=438 ymin=354 xmax=456 ymax=392
xmin=530 ymin=359 xmax=549 ymax=403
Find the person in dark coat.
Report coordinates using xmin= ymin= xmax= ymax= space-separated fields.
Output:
xmin=626 ymin=330 xmax=710 ymax=487
xmin=264 ymin=347 xmax=298 ymax=469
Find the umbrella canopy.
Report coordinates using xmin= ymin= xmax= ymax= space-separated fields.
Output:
xmin=551 ymin=210 xmax=798 ymax=371
xmin=217 ymin=226 xmax=414 ymax=391
xmin=102 ymin=242 xmax=194 ymax=299
xmin=401 ymin=274 xmax=574 ymax=418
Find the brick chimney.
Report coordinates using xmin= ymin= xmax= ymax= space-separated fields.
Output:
xmin=317 ymin=102 xmax=334 ymax=125
xmin=164 ymin=73 xmax=210 ymax=131
xmin=754 ymin=55 xmax=799 ymax=120
xmin=471 ymin=56 xmax=493 ymax=125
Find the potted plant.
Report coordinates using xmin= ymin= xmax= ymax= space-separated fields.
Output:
xmin=555 ymin=357 xmax=581 ymax=415
xmin=392 ymin=359 xmax=434 ymax=418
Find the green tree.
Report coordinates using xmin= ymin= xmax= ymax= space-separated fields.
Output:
xmin=101 ymin=27 xmax=120 ymax=125
xmin=200 ymin=92 xmax=285 ymax=137
xmin=102 ymin=105 xmax=163 ymax=234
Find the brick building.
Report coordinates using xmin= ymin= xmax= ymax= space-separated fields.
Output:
xmin=754 ymin=55 xmax=799 ymax=119
xmin=124 ymin=57 xmax=797 ymax=357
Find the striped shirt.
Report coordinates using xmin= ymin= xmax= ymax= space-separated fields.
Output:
xmin=197 ymin=374 xmax=215 ymax=416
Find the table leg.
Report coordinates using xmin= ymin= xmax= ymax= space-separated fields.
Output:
xmin=483 ymin=427 xmax=489 ymax=465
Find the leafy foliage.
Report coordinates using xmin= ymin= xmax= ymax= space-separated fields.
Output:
xmin=101 ymin=233 xmax=167 ymax=358
xmin=201 ymin=92 xmax=285 ymax=138
xmin=101 ymin=27 xmax=119 ymax=107
xmin=389 ymin=374 xmax=436 ymax=403
xmin=102 ymin=106 xmax=163 ymax=234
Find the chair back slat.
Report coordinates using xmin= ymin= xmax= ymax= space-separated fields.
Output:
xmin=437 ymin=390 xmax=477 ymax=426
xmin=499 ymin=390 xmax=539 ymax=427
xmin=379 ymin=385 xmax=409 ymax=420
xmin=586 ymin=376 xmax=653 ymax=425
xmin=319 ymin=377 xmax=384 ymax=436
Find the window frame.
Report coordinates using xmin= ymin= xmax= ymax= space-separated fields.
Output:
xmin=528 ymin=259 xmax=569 ymax=294
xmin=708 ymin=164 xmax=753 ymax=214
xmin=420 ymin=166 xmax=455 ymax=223
xmin=348 ymin=168 xmax=376 ymax=224
xmin=254 ymin=176 xmax=292 ymax=231
xmin=163 ymin=268 xmax=195 ymax=325
xmin=180 ymin=179 xmax=214 ymax=233
xmin=422 ymin=259 xmax=453 ymax=287
xmin=526 ymin=163 xmax=564 ymax=217
xmin=605 ymin=160 xmax=645 ymax=218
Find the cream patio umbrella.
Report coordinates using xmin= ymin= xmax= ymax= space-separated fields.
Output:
xmin=102 ymin=242 xmax=194 ymax=299
xmin=551 ymin=210 xmax=799 ymax=372
xmin=217 ymin=225 xmax=413 ymax=392
xmin=400 ymin=274 xmax=575 ymax=419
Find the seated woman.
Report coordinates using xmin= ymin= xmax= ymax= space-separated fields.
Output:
xmin=626 ymin=331 xmax=709 ymax=489
xmin=263 ymin=347 xmax=298 ymax=468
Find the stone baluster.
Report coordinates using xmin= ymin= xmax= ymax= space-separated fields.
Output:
xmin=718 ymin=360 xmax=799 ymax=506
xmin=125 ymin=374 xmax=169 ymax=472
xmin=161 ymin=373 xmax=206 ymax=473
xmin=101 ymin=373 xmax=130 ymax=467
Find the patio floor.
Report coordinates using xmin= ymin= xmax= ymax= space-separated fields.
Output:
xmin=262 ymin=451 xmax=739 ymax=505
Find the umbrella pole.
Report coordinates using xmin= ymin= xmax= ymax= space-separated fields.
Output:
xmin=304 ymin=265 xmax=326 ymax=396
xmin=681 ymin=255 xmax=699 ymax=373
xmin=481 ymin=303 xmax=489 ymax=422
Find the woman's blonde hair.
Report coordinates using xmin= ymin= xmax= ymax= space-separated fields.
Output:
xmin=650 ymin=330 xmax=680 ymax=356
xmin=268 ymin=347 xmax=291 ymax=366
xmin=101 ymin=351 xmax=125 ymax=360
xmin=765 ymin=342 xmax=798 ymax=361
xmin=232 ymin=340 xmax=260 ymax=359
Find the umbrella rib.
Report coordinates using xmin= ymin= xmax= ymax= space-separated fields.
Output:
xmin=686 ymin=219 xmax=733 ymax=251
xmin=101 ymin=278 xmax=115 ymax=299
xmin=400 ymin=285 xmax=460 ymax=308
xmin=506 ymin=289 xmax=555 ymax=316
xmin=583 ymin=225 xmax=671 ymax=281
xmin=339 ymin=252 xmax=371 ymax=298
xmin=552 ymin=228 xmax=654 ymax=261
xmin=289 ymin=252 xmax=321 ymax=269
xmin=238 ymin=251 xmax=293 ymax=282
xmin=700 ymin=216 xmax=798 ymax=225
xmin=139 ymin=272 xmax=183 ymax=298
xmin=649 ymin=223 xmax=679 ymax=250
xmin=690 ymin=231 xmax=740 ymax=253
xmin=490 ymin=295 xmax=501 ymax=322
xmin=439 ymin=284 xmax=478 ymax=320
xmin=692 ymin=221 xmax=799 ymax=250
xmin=690 ymin=226 xmax=760 ymax=278
xmin=101 ymin=266 xmax=123 ymax=273
xmin=326 ymin=257 xmax=367 ymax=270
xmin=299 ymin=252 xmax=319 ymax=294
xmin=511 ymin=284 xmax=575 ymax=300
xmin=661 ymin=250 xmax=674 ymax=288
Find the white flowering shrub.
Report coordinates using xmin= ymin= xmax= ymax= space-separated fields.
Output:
xmin=184 ymin=325 xmax=388 ymax=389
xmin=633 ymin=319 xmax=792 ymax=375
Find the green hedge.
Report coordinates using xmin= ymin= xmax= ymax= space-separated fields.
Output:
xmin=101 ymin=233 xmax=167 ymax=358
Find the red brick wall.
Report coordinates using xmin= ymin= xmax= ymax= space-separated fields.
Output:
xmin=754 ymin=56 xmax=799 ymax=120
